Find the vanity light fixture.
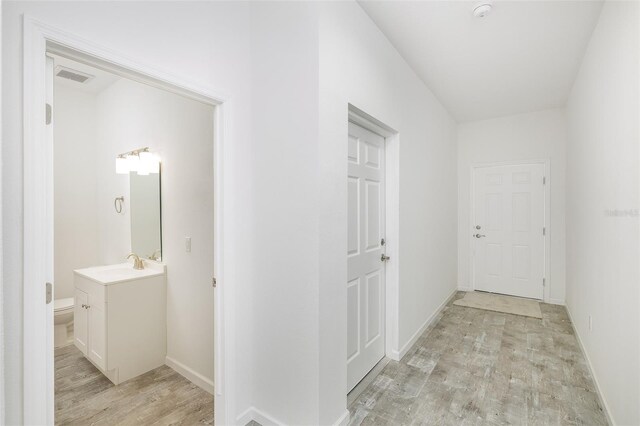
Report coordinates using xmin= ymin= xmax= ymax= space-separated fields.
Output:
xmin=115 ymin=147 xmax=160 ymax=175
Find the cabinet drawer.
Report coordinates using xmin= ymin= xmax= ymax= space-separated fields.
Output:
xmin=74 ymin=274 xmax=106 ymax=307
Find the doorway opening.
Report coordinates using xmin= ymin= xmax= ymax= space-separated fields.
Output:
xmin=23 ymin=18 xmax=230 ymax=425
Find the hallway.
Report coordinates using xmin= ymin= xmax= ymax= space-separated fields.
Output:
xmin=348 ymin=293 xmax=606 ymax=425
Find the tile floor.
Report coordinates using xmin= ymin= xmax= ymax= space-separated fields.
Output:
xmin=348 ymin=292 xmax=608 ymax=425
xmin=55 ymin=345 xmax=213 ymax=425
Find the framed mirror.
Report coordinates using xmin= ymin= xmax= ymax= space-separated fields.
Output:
xmin=129 ymin=170 xmax=162 ymax=261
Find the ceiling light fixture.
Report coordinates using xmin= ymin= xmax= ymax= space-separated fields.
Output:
xmin=473 ymin=0 xmax=493 ymax=18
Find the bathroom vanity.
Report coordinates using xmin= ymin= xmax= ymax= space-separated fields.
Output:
xmin=73 ymin=261 xmax=166 ymax=385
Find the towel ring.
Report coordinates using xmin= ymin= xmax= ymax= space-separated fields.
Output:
xmin=114 ymin=196 xmax=124 ymax=214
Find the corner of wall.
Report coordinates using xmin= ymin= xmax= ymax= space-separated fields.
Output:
xmin=564 ymin=305 xmax=615 ymax=426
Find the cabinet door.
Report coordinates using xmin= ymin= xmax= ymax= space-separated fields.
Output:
xmin=88 ymin=303 xmax=107 ymax=371
xmin=74 ymin=289 xmax=88 ymax=355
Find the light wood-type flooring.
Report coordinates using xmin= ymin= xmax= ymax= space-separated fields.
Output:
xmin=55 ymin=345 xmax=213 ymax=425
xmin=348 ymin=292 xmax=608 ymax=425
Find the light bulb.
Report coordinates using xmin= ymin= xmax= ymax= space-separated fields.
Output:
xmin=115 ymin=156 xmax=128 ymax=174
xmin=126 ymin=154 xmax=139 ymax=172
xmin=137 ymin=151 xmax=150 ymax=175
xmin=140 ymin=151 xmax=160 ymax=174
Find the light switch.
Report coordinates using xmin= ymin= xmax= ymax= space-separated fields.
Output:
xmin=185 ymin=237 xmax=191 ymax=253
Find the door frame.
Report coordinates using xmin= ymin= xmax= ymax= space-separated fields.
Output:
xmin=469 ymin=159 xmax=551 ymax=303
xmin=347 ymin=105 xmax=400 ymax=363
xmin=23 ymin=16 xmax=235 ymax=425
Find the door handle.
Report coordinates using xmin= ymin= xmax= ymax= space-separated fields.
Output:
xmin=474 ymin=234 xmax=486 ymax=238
xmin=381 ymin=254 xmax=390 ymax=262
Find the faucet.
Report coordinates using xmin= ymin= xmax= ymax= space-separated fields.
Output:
xmin=148 ymin=249 xmax=161 ymax=261
xmin=127 ymin=253 xmax=144 ymax=270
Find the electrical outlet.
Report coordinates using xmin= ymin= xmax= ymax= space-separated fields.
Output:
xmin=589 ymin=315 xmax=592 ymax=331
xmin=185 ymin=237 xmax=191 ymax=253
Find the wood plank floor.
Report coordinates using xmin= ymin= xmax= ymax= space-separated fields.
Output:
xmin=348 ymin=292 xmax=608 ymax=425
xmin=55 ymin=345 xmax=213 ymax=425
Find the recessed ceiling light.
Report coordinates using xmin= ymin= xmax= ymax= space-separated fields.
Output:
xmin=473 ymin=0 xmax=493 ymax=18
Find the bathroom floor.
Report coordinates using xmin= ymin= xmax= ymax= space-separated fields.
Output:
xmin=55 ymin=345 xmax=213 ymax=425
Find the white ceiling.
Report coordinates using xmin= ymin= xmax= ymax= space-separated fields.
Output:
xmin=52 ymin=54 xmax=120 ymax=94
xmin=358 ymin=0 xmax=604 ymax=122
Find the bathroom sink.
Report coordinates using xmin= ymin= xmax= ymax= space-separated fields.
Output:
xmin=74 ymin=262 xmax=165 ymax=285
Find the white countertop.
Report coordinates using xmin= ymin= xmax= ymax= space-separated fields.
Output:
xmin=74 ymin=261 xmax=166 ymax=285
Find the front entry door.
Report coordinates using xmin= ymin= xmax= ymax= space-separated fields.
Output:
xmin=473 ymin=163 xmax=545 ymax=300
xmin=347 ymin=121 xmax=386 ymax=392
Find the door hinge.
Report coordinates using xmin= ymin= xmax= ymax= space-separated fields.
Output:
xmin=543 ymin=278 xmax=546 ymax=287
xmin=543 ymin=227 xmax=546 ymax=236
xmin=543 ymin=176 xmax=546 ymax=185
xmin=46 ymin=282 xmax=53 ymax=304
xmin=212 ymin=277 xmax=217 ymax=288
xmin=46 ymin=103 xmax=52 ymax=125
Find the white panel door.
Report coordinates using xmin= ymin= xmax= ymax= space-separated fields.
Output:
xmin=347 ymin=121 xmax=386 ymax=392
xmin=473 ymin=164 xmax=545 ymax=299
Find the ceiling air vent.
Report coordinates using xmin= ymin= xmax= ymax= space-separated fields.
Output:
xmin=55 ymin=65 xmax=94 ymax=83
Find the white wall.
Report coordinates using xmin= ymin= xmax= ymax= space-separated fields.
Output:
xmin=2 ymin=2 xmax=254 ymax=423
xmin=247 ymin=2 xmax=322 ymax=424
xmin=457 ymin=109 xmax=567 ymax=304
xmin=565 ymin=1 xmax=639 ymax=425
xmin=53 ymin=84 xmax=101 ymax=300
xmin=318 ymin=2 xmax=458 ymax=424
xmin=96 ymin=78 xmax=216 ymax=385
xmin=4 ymin=2 xmax=458 ymax=424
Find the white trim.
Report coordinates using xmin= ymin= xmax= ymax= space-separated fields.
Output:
xmin=457 ymin=284 xmax=473 ymax=292
xmin=469 ymin=159 xmax=552 ymax=303
xmin=0 ymin=3 xmax=4 ymax=423
xmin=565 ymin=305 xmax=615 ymax=426
xmin=165 ymin=356 xmax=214 ymax=395
xmin=236 ymin=407 xmax=349 ymax=426
xmin=389 ymin=288 xmax=457 ymax=361
xmin=347 ymin=105 xmax=400 ymax=363
xmin=547 ymin=297 xmax=565 ymax=306
xmin=23 ymin=16 xmax=234 ymax=425
xmin=236 ymin=407 xmax=284 ymax=426
xmin=333 ymin=410 xmax=351 ymax=426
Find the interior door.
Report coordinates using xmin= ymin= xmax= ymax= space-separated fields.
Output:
xmin=347 ymin=121 xmax=386 ymax=392
xmin=472 ymin=163 xmax=545 ymax=299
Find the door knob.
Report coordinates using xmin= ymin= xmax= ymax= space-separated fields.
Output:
xmin=474 ymin=234 xmax=486 ymax=238
xmin=381 ymin=254 xmax=390 ymax=262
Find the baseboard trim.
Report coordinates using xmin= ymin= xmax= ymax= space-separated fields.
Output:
xmin=390 ymin=288 xmax=457 ymax=361
xmin=236 ymin=407 xmax=283 ymax=426
xmin=165 ymin=356 xmax=214 ymax=395
xmin=457 ymin=284 xmax=473 ymax=292
xmin=236 ymin=406 xmax=347 ymax=426
xmin=548 ymin=297 xmax=565 ymax=306
xmin=333 ymin=410 xmax=350 ymax=426
xmin=565 ymin=305 xmax=615 ymax=426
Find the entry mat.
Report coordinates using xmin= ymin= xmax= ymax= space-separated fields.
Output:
xmin=453 ymin=291 xmax=542 ymax=319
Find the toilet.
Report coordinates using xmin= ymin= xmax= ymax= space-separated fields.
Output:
xmin=54 ymin=297 xmax=74 ymax=348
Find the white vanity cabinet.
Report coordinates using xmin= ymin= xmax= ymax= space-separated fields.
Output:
xmin=73 ymin=262 xmax=166 ymax=385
